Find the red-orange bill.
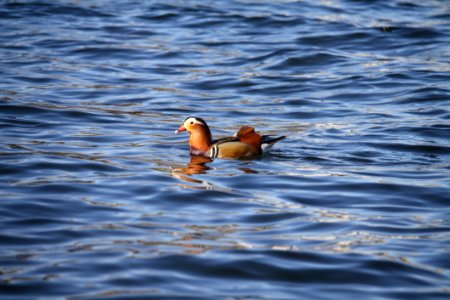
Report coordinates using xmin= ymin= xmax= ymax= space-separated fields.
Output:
xmin=175 ymin=126 xmax=186 ymax=133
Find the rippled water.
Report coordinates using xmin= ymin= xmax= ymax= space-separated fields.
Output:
xmin=1 ymin=0 xmax=450 ymax=299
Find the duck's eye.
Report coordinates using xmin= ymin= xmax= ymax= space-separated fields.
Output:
xmin=190 ymin=121 xmax=194 ymax=125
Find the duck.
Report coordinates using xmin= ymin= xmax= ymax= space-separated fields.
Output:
xmin=175 ymin=116 xmax=285 ymax=159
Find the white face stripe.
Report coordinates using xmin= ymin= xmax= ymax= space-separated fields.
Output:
xmin=183 ymin=117 xmax=205 ymax=127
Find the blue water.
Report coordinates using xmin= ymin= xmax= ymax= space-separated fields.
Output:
xmin=1 ymin=0 xmax=450 ymax=299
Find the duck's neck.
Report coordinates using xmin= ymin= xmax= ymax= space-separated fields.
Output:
xmin=189 ymin=127 xmax=213 ymax=156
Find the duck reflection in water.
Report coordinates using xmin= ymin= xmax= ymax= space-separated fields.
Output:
xmin=171 ymin=156 xmax=213 ymax=185
xmin=177 ymin=156 xmax=212 ymax=175
xmin=171 ymin=156 xmax=258 ymax=189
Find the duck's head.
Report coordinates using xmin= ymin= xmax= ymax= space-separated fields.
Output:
xmin=175 ymin=116 xmax=210 ymax=134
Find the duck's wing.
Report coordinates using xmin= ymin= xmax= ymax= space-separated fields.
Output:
xmin=212 ymin=136 xmax=240 ymax=145
xmin=209 ymin=141 xmax=259 ymax=159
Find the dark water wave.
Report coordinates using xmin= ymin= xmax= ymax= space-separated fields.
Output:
xmin=1 ymin=0 xmax=450 ymax=299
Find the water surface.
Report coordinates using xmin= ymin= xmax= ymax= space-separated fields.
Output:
xmin=1 ymin=0 xmax=450 ymax=299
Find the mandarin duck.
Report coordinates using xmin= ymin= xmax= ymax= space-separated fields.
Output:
xmin=175 ymin=117 xmax=285 ymax=159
